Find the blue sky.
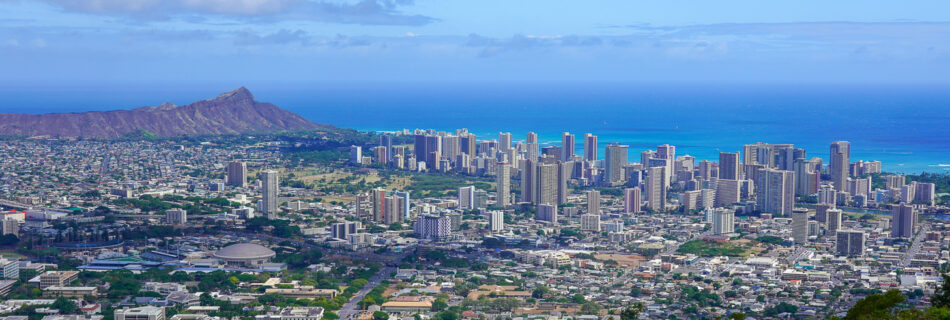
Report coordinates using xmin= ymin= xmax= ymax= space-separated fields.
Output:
xmin=1 ymin=0 xmax=949 ymax=87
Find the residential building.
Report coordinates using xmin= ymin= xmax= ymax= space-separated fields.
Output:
xmin=115 ymin=307 xmax=165 ymax=320
xmin=836 ymin=230 xmax=866 ymax=257
xmin=260 ymin=170 xmax=279 ymax=218
xmin=891 ymin=204 xmax=917 ymax=238
xmin=226 ymin=161 xmax=247 ymax=188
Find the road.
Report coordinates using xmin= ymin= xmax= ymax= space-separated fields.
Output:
xmin=339 ymin=265 xmax=394 ymax=319
xmin=902 ymin=224 xmax=931 ymax=267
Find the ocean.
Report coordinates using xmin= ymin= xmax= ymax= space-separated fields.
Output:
xmin=2 ymin=82 xmax=948 ymax=173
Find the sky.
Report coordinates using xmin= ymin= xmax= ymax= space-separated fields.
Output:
xmin=1 ymin=0 xmax=950 ymax=88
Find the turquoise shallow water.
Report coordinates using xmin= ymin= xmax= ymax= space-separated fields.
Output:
xmin=2 ymin=82 xmax=948 ymax=173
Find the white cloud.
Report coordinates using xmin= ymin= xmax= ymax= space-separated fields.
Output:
xmin=30 ymin=37 xmax=46 ymax=47
xmin=28 ymin=0 xmax=435 ymax=25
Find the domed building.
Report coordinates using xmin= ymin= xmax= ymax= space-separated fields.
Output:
xmin=213 ymin=243 xmax=276 ymax=268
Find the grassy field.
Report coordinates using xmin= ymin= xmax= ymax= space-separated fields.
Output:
xmin=0 ymin=251 xmax=27 ymax=259
xmin=677 ymin=239 xmax=752 ymax=258
xmin=289 ymin=168 xmax=411 ymax=191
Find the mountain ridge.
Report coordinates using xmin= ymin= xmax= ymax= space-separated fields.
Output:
xmin=0 ymin=87 xmax=327 ymax=138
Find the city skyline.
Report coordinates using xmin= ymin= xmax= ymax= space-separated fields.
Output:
xmin=0 ymin=2 xmax=948 ymax=319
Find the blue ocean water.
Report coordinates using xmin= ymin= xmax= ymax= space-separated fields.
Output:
xmin=1 ymin=82 xmax=948 ymax=173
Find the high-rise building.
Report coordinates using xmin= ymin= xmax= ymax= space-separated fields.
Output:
xmin=818 ymin=185 xmax=837 ymax=206
xmin=814 ymin=203 xmax=833 ymax=226
xmin=496 ymin=163 xmax=511 ymax=208
xmin=710 ymin=208 xmax=735 ymax=235
xmin=697 ymin=160 xmax=714 ymax=181
xmin=458 ymin=186 xmax=475 ymax=210
xmin=715 ymin=179 xmax=741 ymax=207
xmin=521 ymin=159 xmax=536 ymax=204
xmin=446 ymin=135 xmax=462 ymax=163
xmin=891 ymin=203 xmax=917 ymax=238
xmin=488 ymin=211 xmax=505 ymax=232
xmin=372 ymin=146 xmax=388 ymax=166
xmin=460 ymin=133 xmax=477 ymax=156
xmin=914 ymin=182 xmax=936 ymax=206
xmin=826 ymin=208 xmax=842 ymax=234
xmin=379 ymin=134 xmax=393 ymax=163
xmin=537 ymin=204 xmax=558 ymax=223
xmin=526 ymin=132 xmax=538 ymax=144
xmin=884 ymin=175 xmax=905 ymax=189
xmin=830 ymin=141 xmax=851 ymax=192
xmin=584 ymin=133 xmax=598 ymax=162
xmin=0 ymin=257 xmax=18 ymax=279
xmin=656 ymin=144 xmax=676 ymax=186
xmin=718 ymin=152 xmax=740 ymax=180
xmin=1 ymin=219 xmax=19 ymax=237
xmin=413 ymin=132 xmax=427 ymax=161
xmin=425 ymin=134 xmax=442 ymax=164
xmin=537 ymin=163 xmax=559 ymax=206
xmin=331 ymin=222 xmax=361 ymax=240
xmin=499 ymin=132 xmax=512 ymax=151
xmin=350 ymin=146 xmax=362 ymax=165
xmin=624 ymin=187 xmax=641 ymax=214
xmin=523 ymin=160 xmax=559 ymax=206
xmin=525 ymin=132 xmax=539 ymax=161
xmin=742 ymin=142 xmax=773 ymax=166
xmin=755 ymin=168 xmax=795 ymax=215
xmin=587 ymin=190 xmax=600 ymax=215
xmin=561 ymin=132 xmax=575 ymax=161
xmin=580 ymin=214 xmax=600 ymax=231
xmin=414 ymin=215 xmax=451 ymax=241
xmin=447 ymin=213 xmax=462 ymax=231
xmin=394 ymin=191 xmax=411 ymax=219
xmin=836 ymin=230 xmax=865 ymax=257
xmin=791 ymin=207 xmax=809 ymax=245
xmin=165 ymin=208 xmax=187 ymax=225
xmin=770 ymin=144 xmax=796 ymax=170
xmin=371 ymin=188 xmax=387 ymax=222
xmin=849 ymin=177 xmax=872 ymax=197
xmin=742 ymin=143 xmax=760 ymax=165
xmin=384 ymin=196 xmax=403 ymax=225
xmin=793 ymin=157 xmax=820 ymax=196
xmin=604 ymin=143 xmax=628 ymax=186
xmin=646 ymin=166 xmax=667 ymax=211
xmin=226 ymin=161 xmax=247 ymax=187
xmin=261 ymin=170 xmax=279 ymax=218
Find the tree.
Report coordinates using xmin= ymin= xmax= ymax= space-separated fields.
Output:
xmin=572 ymin=293 xmax=587 ymax=304
xmin=433 ymin=311 xmax=458 ymax=320
xmin=763 ymin=302 xmax=798 ymax=317
xmin=933 ymin=272 xmax=950 ymax=308
xmin=51 ymin=297 xmax=79 ymax=314
xmin=619 ymin=304 xmax=644 ymax=320
xmin=580 ymin=301 xmax=601 ymax=315
xmin=630 ymin=287 xmax=643 ymax=297
xmin=532 ymin=286 xmax=551 ymax=299
xmin=372 ymin=311 xmax=389 ymax=320
xmin=432 ymin=298 xmax=448 ymax=311
xmin=842 ymin=289 xmax=905 ymax=320
xmin=200 ymin=292 xmax=214 ymax=305
xmin=0 ymin=234 xmax=18 ymax=246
